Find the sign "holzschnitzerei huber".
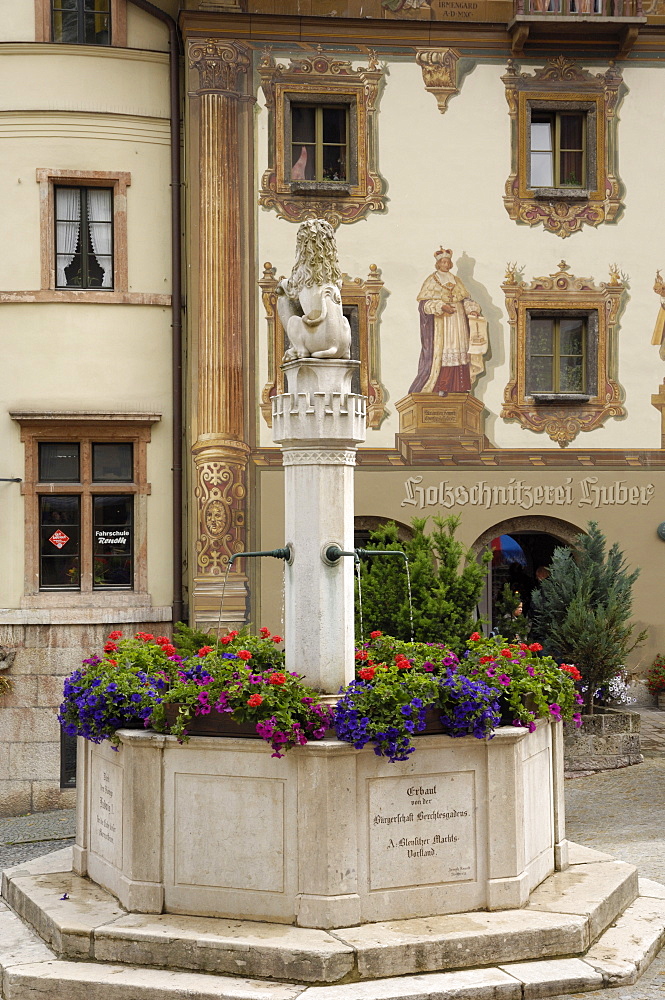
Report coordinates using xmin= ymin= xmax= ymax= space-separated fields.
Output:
xmin=401 ymin=476 xmax=655 ymax=511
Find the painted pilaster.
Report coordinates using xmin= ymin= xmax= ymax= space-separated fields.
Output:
xmin=188 ymin=39 xmax=251 ymax=628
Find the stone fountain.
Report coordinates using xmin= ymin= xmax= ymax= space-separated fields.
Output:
xmin=0 ymin=221 xmax=657 ymax=1000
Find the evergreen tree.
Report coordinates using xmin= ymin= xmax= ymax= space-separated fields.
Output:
xmin=530 ymin=521 xmax=646 ymax=713
xmin=356 ymin=516 xmax=490 ymax=656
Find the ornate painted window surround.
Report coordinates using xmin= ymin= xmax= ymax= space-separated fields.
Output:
xmin=11 ymin=411 xmax=159 ymax=608
xmin=35 ymin=0 xmax=127 ymax=46
xmin=258 ymin=48 xmax=386 ymax=228
xmin=259 ymin=262 xmax=387 ymax=429
xmin=502 ymin=57 xmax=623 ymax=238
xmin=501 ymin=262 xmax=625 ymax=447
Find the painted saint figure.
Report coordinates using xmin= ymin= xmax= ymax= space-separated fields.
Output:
xmin=652 ymin=269 xmax=665 ymax=361
xmin=409 ymin=248 xmax=488 ymax=395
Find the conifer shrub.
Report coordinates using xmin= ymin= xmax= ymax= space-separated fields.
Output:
xmin=355 ymin=515 xmax=490 ymax=656
xmin=530 ymin=521 xmax=646 ymax=713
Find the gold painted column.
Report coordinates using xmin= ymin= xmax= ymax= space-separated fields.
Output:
xmin=189 ymin=39 xmax=251 ymax=628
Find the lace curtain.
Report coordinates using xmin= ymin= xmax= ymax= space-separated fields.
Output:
xmin=87 ymin=188 xmax=113 ymax=288
xmin=55 ymin=188 xmax=81 ymax=287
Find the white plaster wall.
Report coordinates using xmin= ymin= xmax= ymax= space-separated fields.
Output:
xmin=0 ymin=3 xmax=35 ymax=41
xmin=256 ymin=55 xmax=665 ymax=452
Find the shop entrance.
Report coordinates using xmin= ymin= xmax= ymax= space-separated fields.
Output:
xmin=472 ymin=517 xmax=583 ymax=633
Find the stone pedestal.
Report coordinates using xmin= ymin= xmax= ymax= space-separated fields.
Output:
xmin=395 ymin=392 xmax=486 ymax=462
xmin=73 ymin=718 xmax=567 ymax=929
xmin=272 ymin=359 xmax=366 ymax=693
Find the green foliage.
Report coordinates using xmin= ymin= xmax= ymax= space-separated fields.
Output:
xmin=493 ymin=584 xmax=530 ymax=643
xmin=530 ymin=521 xmax=647 ymax=713
xmin=646 ymin=654 xmax=665 ymax=696
xmin=356 ymin=516 xmax=490 ymax=655
xmin=172 ymin=621 xmax=216 ymax=658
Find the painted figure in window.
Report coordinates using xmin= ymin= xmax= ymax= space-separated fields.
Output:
xmin=652 ymin=270 xmax=665 ymax=361
xmin=409 ymin=248 xmax=488 ymax=395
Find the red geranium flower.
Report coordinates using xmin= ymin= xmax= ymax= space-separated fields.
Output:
xmin=529 ymin=643 xmax=543 ymax=652
xmin=560 ymin=663 xmax=582 ymax=682
xmin=237 ymin=650 xmax=252 ymax=661
xmin=479 ymin=656 xmax=492 ymax=664
xmin=221 ymin=635 xmax=232 ymax=645
xmin=500 ymin=649 xmax=512 ymax=657
xmin=107 ymin=659 xmax=117 ymax=666
xmin=355 ymin=650 xmax=369 ymax=661
xmin=247 ymin=694 xmax=263 ymax=707
xmin=397 ymin=660 xmax=413 ymax=670
xmin=197 ymin=646 xmax=214 ymax=656
xmin=107 ymin=630 xmax=123 ymax=641
xmin=370 ymin=630 xmax=382 ymax=639
xmin=161 ymin=644 xmax=176 ymax=657
xmin=260 ymin=626 xmax=271 ymax=638
xmin=470 ymin=632 xmax=481 ymax=641
xmin=104 ymin=642 xmax=118 ymax=653
xmin=269 ymin=672 xmax=286 ymax=685
xmin=155 ymin=635 xmax=170 ymax=645
xmin=358 ymin=666 xmax=375 ymax=681
xmin=272 ymin=635 xmax=283 ymax=643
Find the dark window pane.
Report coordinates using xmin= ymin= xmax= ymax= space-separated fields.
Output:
xmin=559 ymin=356 xmax=585 ymax=392
xmin=559 ymin=318 xmax=585 ymax=356
xmin=291 ymin=106 xmax=316 ymax=143
xmin=60 ymin=730 xmax=77 ymax=789
xmin=40 ymin=495 xmax=80 ymax=525
xmin=322 ymin=146 xmax=346 ymax=181
xmin=93 ymin=496 xmax=133 ymax=589
xmin=529 ymin=356 xmax=554 ymax=393
xmin=559 ymin=149 xmax=583 ymax=187
xmin=52 ymin=10 xmax=78 ymax=42
xmin=291 ymin=144 xmax=315 ymax=180
xmin=39 ymin=443 xmax=80 ymax=482
xmin=560 ymin=113 xmax=583 ymax=150
xmin=322 ymin=107 xmax=346 ymax=144
xmin=92 ymin=443 xmax=133 ymax=482
xmin=40 ymin=496 xmax=80 ymax=589
xmin=530 ymin=318 xmax=554 ymax=356
xmin=84 ymin=0 xmax=111 ymax=9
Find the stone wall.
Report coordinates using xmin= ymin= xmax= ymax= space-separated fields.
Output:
xmin=563 ymin=708 xmax=642 ymax=776
xmin=0 ymin=620 xmax=169 ymax=817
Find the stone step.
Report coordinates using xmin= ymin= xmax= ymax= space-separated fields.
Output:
xmin=1 ymin=844 xmax=640 ymax=984
xmin=1 ymin=865 xmax=664 ymax=999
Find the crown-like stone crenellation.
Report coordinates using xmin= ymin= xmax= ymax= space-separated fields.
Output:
xmin=272 ymin=390 xmax=366 ymax=446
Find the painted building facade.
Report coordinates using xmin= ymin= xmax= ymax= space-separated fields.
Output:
xmin=2 ymin=0 xmax=665 ymax=814
xmin=0 ymin=1 xmax=175 ymax=814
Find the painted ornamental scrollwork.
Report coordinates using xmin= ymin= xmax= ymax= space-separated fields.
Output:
xmin=502 ymin=57 xmax=623 ymax=238
xmin=260 ymin=261 xmax=387 ymax=429
xmin=501 ymin=262 xmax=625 ymax=447
xmin=189 ymin=39 xmax=250 ymax=95
xmin=194 ymin=451 xmax=248 ymax=575
xmin=258 ymin=48 xmax=386 ymax=228
xmin=416 ymin=48 xmax=461 ymax=114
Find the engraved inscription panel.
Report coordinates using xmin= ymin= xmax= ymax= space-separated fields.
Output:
xmin=90 ymin=756 xmax=123 ymax=869
xmin=369 ymin=771 xmax=476 ymax=890
xmin=173 ymin=773 xmax=285 ymax=892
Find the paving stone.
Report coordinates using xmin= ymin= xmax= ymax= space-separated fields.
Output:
xmin=299 ymin=967 xmax=522 ymax=1000
xmin=583 ymin=895 xmax=665 ymax=986
xmin=639 ymin=878 xmax=665 ymax=899
xmin=527 ymin=861 xmax=638 ymax=944
xmin=334 ymin=909 xmax=588 ymax=979
xmin=0 ymin=907 xmax=56 ymax=972
xmin=94 ymin=911 xmax=355 ymax=983
xmin=2 ymin=961 xmax=306 ymax=1000
xmin=498 ymin=958 xmax=603 ymax=997
xmin=4 ymin=870 xmax=125 ymax=959
xmin=567 ymin=843 xmax=615 ymax=866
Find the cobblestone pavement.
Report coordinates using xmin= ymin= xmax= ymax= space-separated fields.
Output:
xmin=0 ymin=808 xmax=75 ymax=870
xmin=2 ymin=709 xmax=665 ymax=997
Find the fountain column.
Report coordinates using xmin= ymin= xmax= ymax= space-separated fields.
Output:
xmin=272 ymin=359 xmax=366 ymax=694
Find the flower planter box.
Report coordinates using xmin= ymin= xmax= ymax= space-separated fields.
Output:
xmin=74 ymin=718 xmax=567 ymax=927
xmin=162 ymin=704 xmax=262 ymax=739
xmin=563 ymin=706 xmax=641 ymax=774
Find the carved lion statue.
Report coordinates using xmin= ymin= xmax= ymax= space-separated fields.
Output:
xmin=276 ymin=218 xmax=351 ymax=362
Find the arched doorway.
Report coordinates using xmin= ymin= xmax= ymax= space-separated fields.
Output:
xmin=472 ymin=516 xmax=583 ymax=632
